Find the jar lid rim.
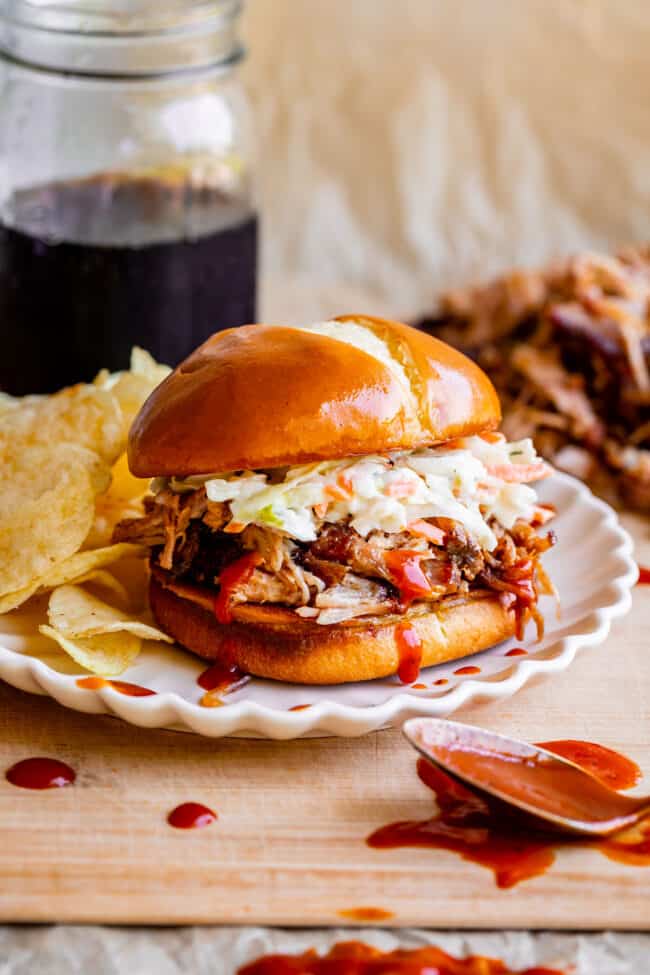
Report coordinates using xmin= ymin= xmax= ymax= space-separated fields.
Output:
xmin=0 ymin=0 xmax=242 ymax=36
xmin=0 ymin=0 xmax=244 ymax=75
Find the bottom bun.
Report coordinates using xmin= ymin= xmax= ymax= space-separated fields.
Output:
xmin=149 ymin=571 xmax=516 ymax=685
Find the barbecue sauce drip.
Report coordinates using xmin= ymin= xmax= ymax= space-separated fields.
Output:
xmin=167 ymin=802 xmax=217 ymax=830
xmin=637 ymin=566 xmax=650 ymax=585
xmin=76 ymin=676 xmax=156 ymax=697
xmin=367 ymin=740 xmax=650 ymax=888
xmin=385 ymin=550 xmax=442 ymax=608
xmin=453 ymin=665 xmax=481 ymax=675
xmin=505 ymin=647 xmax=528 ymax=657
xmin=395 ymin=621 xmax=423 ymax=684
xmin=197 ymin=660 xmax=249 ymax=694
xmin=214 ymin=552 xmax=263 ymax=624
xmin=6 ymin=757 xmax=76 ymax=790
xmin=237 ymin=941 xmax=565 ymax=975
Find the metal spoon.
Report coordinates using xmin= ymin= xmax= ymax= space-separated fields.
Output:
xmin=403 ymin=717 xmax=650 ymax=837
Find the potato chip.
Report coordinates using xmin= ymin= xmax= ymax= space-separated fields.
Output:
xmin=0 ymin=383 xmax=125 ymax=464
xmin=0 ymin=585 xmax=42 ymax=615
xmin=105 ymin=554 xmax=150 ymax=612
xmin=0 ymin=542 xmax=144 ymax=614
xmin=110 ymin=372 xmax=157 ymax=432
xmin=110 ymin=451 xmax=150 ymax=503
xmin=85 ymin=494 xmax=144 ymax=550
xmin=84 ymin=452 xmax=149 ymax=548
xmin=130 ymin=346 xmax=171 ymax=386
xmin=0 ymin=392 xmax=17 ymax=415
xmin=65 ymin=444 xmax=112 ymax=496
xmin=71 ymin=570 xmax=130 ymax=607
xmin=95 ymin=347 xmax=170 ymax=435
xmin=0 ymin=346 xmax=167 ymax=625
xmin=0 ymin=444 xmax=96 ymax=596
xmin=39 ymin=624 xmax=141 ymax=676
xmin=48 ymin=584 xmax=173 ymax=643
xmin=40 ymin=542 xmax=143 ymax=586
xmin=92 ymin=368 xmax=111 ymax=388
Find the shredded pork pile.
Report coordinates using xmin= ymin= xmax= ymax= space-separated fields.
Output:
xmin=114 ymin=441 xmax=556 ymax=638
xmin=419 ymin=246 xmax=650 ymax=510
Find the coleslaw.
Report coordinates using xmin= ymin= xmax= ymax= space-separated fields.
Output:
xmin=155 ymin=434 xmax=551 ymax=552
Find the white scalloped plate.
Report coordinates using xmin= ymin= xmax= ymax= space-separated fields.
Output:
xmin=0 ymin=473 xmax=637 ymax=739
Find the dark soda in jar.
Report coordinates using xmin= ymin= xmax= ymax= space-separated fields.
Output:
xmin=0 ymin=171 xmax=258 ymax=394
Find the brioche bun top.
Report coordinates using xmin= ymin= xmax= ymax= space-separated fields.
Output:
xmin=128 ymin=315 xmax=500 ymax=477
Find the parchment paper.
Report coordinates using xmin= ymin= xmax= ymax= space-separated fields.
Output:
xmin=1 ymin=926 xmax=649 ymax=974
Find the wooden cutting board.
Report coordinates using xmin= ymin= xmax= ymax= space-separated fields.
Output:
xmin=0 ymin=513 xmax=648 ymax=929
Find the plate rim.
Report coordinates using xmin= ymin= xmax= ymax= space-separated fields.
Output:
xmin=0 ymin=472 xmax=638 ymax=739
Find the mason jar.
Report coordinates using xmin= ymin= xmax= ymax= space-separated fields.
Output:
xmin=0 ymin=0 xmax=257 ymax=394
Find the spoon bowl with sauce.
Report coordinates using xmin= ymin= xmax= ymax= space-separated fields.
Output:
xmin=403 ymin=718 xmax=650 ymax=837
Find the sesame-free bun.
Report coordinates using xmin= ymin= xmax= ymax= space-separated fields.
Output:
xmin=149 ymin=570 xmax=514 ymax=684
xmin=129 ymin=315 xmax=500 ymax=478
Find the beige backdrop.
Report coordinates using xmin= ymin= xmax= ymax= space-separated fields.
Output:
xmin=242 ymin=0 xmax=650 ymax=321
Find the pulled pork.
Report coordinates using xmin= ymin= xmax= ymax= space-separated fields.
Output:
xmin=418 ymin=246 xmax=650 ymax=511
xmin=114 ymin=488 xmax=555 ymax=636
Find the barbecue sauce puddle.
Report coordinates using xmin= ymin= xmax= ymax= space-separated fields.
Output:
xmin=238 ymin=940 xmax=565 ymax=975
xmin=6 ymin=757 xmax=76 ymax=789
xmin=367 ymin=740 xmax=650 ymax=888
xmin=167 ymin=802 xmax=217 ymax=830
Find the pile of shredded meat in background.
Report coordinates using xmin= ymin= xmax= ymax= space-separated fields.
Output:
xmin=418 ymin=245 xmax=650 ymax=511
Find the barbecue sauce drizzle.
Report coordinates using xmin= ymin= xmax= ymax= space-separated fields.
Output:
xmin=367 ymin=739 xmax=650 ymax=888
xmin=395 ymin=621 xmax=423 ymax=684
xmin=195 ymin=636 xmax=251 ymax=706
xmin=214 ymin=552 xmax=263 ymax=624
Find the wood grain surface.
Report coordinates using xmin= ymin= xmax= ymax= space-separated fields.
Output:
xmin=0 ymin=513 xmax=648 ymax=929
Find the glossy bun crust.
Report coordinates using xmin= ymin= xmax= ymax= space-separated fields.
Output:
xmin=149 ymin=571 xmax=514 ymax=684
xmin=129 ymin=315 xmax=500 ymax=477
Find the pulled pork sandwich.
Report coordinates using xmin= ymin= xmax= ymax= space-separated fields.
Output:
xmin=419 ymin=246 xmax=650 ymax=511
xmin=114 ymin=316 xmax=556 ymax=684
